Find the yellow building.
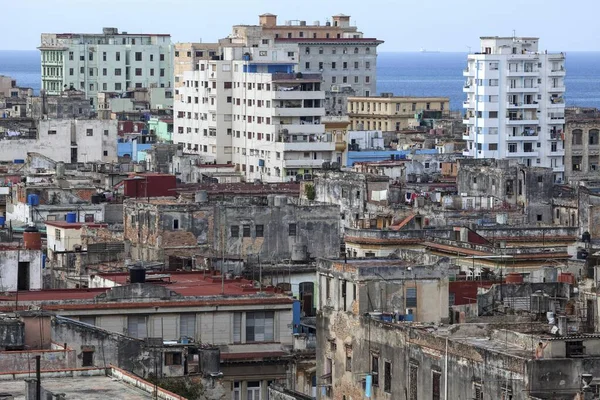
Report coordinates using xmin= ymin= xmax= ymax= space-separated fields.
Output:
xmin=347 ymin=95 xmax=450 ymax=131
xmin=323 ymin=116 xmax=351 ymax=166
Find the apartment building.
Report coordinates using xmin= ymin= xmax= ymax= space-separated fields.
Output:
xmin=228 ymin=14 xmax=383 ymax=106
xmin=39 ymin=27 xmax=172 ymax=105
xmin=462 ymin=36 xmax=566 ymax=182
xmin=173 ymin=42 xmax=220 ymax=89
xmin=564 ymin=107 xmax=600 ymax=182
xmin=347 ymin=94 xmax=450 ymax=131
xmin=175 ymin=45 xmax=339 ymax=182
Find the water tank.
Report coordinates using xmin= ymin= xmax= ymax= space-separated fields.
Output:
xmin=582 ymin=231 xmax=591 ymax=243
xmin=194 ymin=190 xmax=208 ymax=203
xmin=199 ymin=347 xmax=221 ymax=376
xmin=66 ymin=212 xmax=77 ymax=223
xmin=129 ymin=265 xmax=146 ymax=284
xmin=505 ymin=273 xmax=524 ymax=283
xmin=0 ymin=216 xmax=5 ymax=227
xmin=91 ymin=194 xmax=102 ymax=204
xmin=577 ymin=249 xmax=589 ymax=260
xmin=558 ymin=273 xmax=575 ymax=285
xmin=291 ymin=244 xmax=308 ymax=262
xmin=23 ymin=225 xmax=42 ymax=250
xmin=27 ymin=194 xmax=39 ymax=206
xmin=55 ymin=162 xmax=65 ymax=179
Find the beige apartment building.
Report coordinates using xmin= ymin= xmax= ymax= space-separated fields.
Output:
xmin=173 ymin=42 xmax=220 ymax=89
xmin=347 ymin=95 xmax=450 ymax=131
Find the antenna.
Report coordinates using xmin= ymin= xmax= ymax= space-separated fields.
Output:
xmin=512 ymin=29 xmax=516 ymax=39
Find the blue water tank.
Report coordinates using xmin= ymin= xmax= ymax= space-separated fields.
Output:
xmin=0 ymin=216 xmax=4 ymax=227
xmin=27 ymin=194 xmax=39 ymax=206
xmin=66 ymin=212 xmax=77 ymax=223
xmin=14 ymin=159 xmax=25 ymax=164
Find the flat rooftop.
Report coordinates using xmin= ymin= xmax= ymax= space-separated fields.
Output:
xmin=0 ymin=271 xmax=291 ymax=306
xmin=45 ymin=221 xmax=108 ymax=229
xmin=0 ymin=376 xmax=155 ymax=399
xmin=328 ymin=258 xmax=415 ymax=268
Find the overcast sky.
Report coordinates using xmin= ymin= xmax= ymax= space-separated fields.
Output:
xmin=1 ymin=0 xmax=597 ymax=52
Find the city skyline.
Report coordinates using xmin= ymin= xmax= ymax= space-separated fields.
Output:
xmin=1 ymin=0 xmax=598 ymax=52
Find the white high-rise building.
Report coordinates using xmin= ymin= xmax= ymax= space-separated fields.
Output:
xmin=39 ymin=28 xmax=172 ymax=106
xmin=462 ymin=36 xmax=566 ymax=182
xmin=175 ymin=44 xmax=337 ymax=182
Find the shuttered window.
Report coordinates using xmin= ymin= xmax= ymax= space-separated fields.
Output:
xmin=233 ymin=313 xmax=242 ymax=343
xmin=180 ymin=314 xmax=196 ymax=340
xmin=127 ymin=316 xmax=147 ymax=339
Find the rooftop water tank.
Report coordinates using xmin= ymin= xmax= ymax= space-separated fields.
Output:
xmin=129 ymin=265 xmax=146 ymax=284
xmin=23 ymin=225 xmax=42 ymax=250
xmin=66 ymin=212 xmax=77 ymax=223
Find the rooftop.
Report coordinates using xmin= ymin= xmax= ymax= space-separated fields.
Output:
xmin=275 ymin=38 xmax=383 ymax=44
xmin=0 ymin=271 xmax=292 ymax=307
xmin=0 ymin=375 xmax=156 ymax=399
xmin=45 ymin=221 xmax=108 ymax=229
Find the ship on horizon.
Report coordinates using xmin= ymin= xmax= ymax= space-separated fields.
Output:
xmin=419 ymin=48 xmax=441 ymax=53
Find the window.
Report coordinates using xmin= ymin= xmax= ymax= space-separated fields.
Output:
xmin=79 ymin=316 xmax=95 ymax=326
xmin=160 ymin=68 xmax=165 ymax=77
xmin=489 ymin=111 xmax=498 ymax=118
xmin=150 ymin=68 xmax=154 ymax=76
xmin=409 ymin=363 xmax=418 ymax=400
xmin=135 ymin=52 xmax=142 ymax=61
xmin=345 ymin=345 xmax=352 ymax=371
xmin=406 ymin=287 xmax=417 ymax=307
xmin=135 ymin=68 xmax=142 ymax=76
xmin=230 ymin=225 xmax=239 ymax=237
xmin=82 ymin=351 xmax=94 ymax=367
xmin=68 ymin=51 xmax=73 ymax=60
xmin=566 ymin=340 xmax=585 ymax=357
xmin=255 ymin=225 xmax=264 ymax=237
xmin=366 ymin=61 xmax=370 ymax=69
xmin=164 ymin=352 xmax=182 ymax=366
xmin=371 ymin=354 xmax=379 ymax=386
xmin=287 ymin=51 xmax=294 ymax=57
xmin=551 ymin=141 xmax=557 ymax=152
xmin=179 ymin=313 xmax=196 ymax=339
xmin=332 ymin=62 xmax=336 ymax=69
xmin=537 ymin=214 xmax=542 ymax=222
xmin=115 ymin=68 xmax=122 ymax=76
xmin=247 ymin=381 xmax=261 ymax=400
xmin=289 ymin=223 xmax=297 ymax=236
xmin=127 ymin=315 xmax=147 ymax=339
xmin=246 ymin=311 xmax=274 ymax=342
xmin=432 ymin=370 xmax=441 ymax=400
xmin=473 ymin=382 xmax=483 ymax=400
xmin=86 ymin=129 xmax=93 ymax=136
xmin=48 ymin=130 xmax=57 ymax=135
xmin=103 ymin=151 xmax=108 ymax=157
xmin=160 ymin=53 xmax=165 ymax=61
xmin=243 ymin=224 xmax=251 ymax=237
xmin=116 ymin=52 xmax=120 ymax=61
xmin=69 ymin=68 xmax=74 ymax=76
xmin=55 ymin=229 xmax=62 ymax=241
xmin=173 ymin=219 xmax=179 ymax=229
xmin=508 ymin=143 xmax=517 ymax=153
xmin=384 ymin=361 xmax=392 ymax=393
xmin=489 ymin=143 xmax=498 ymax=151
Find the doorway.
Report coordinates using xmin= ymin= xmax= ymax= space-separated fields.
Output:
xmin=17 ymin=262 xmax=30 ymax=290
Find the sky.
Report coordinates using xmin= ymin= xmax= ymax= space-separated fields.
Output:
xmin=1 ymin=0 xmax=598 ymax=52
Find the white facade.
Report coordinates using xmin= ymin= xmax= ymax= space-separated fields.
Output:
xmin=0 ymin=249 xmax=43 ymax=291
xmin=7 ymin=203 xmax=106 ymax=226
xmin=39 ymin=28 xmax=172 ymax=105
xmin=0 ymin=119 xmax=118 ymax=163
xmin=174 ymin=45 xmax=337 ymax=182
xmin=463 ymin=36 xmax=566 ymax=182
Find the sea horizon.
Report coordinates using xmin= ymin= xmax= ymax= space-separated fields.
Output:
xmin=2 ymin=50 xmax=600 ymax=111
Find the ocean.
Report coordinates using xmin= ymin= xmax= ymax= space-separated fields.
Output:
xmin=1 ymin=50 xmax=600 ymax=111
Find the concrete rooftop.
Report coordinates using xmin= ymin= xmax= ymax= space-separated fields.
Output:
xmin=0 ymin=376 xmax=155 ymax=399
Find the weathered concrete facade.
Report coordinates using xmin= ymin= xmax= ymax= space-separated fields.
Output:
xmin=124 ymin=196 xmax=340 ymax=265
xmin=565 ymin=108 xmax=600 ymax=182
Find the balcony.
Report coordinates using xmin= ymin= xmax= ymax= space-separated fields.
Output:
xmin=506 ymin=69 xmax=539 ymax=77
xmin=463 ymin=100 xmax=474 ymax=109
xmin=507 ymin=102 xmax=539 ymax=109
xmin=507 ymin=151 xmax=539 ymax=158
xmin=284 ymin=159 xmax=331 ymax=168
xmin=274 ymin=90 xmax=324 ymax=100
xmin=507 ymin=130 xmax=539 ymax=140
xmin=549 ymin=85 xmax=566 ymax=92
xmin=463 ymin=68 xmax=475 ymax=77
xmin=274 ymin=107 xmax=325 ymax=117
xmin=553 ymin=165 xmax=565 ymax=172
xmin=548 ymin=129 xmax=564 ymax=140
xmin=548 ymin=116 xmax=565 ymax=124
xmin=463 ymin=84 xmax=475 ymax=93
xmin=277 ymin=123 xmax=323 ymax=134
xmin=506 ymin=85 xmax=538 ymax=93
xmin=549 ymin=67 xmax=566 ymax=76
xmin=506 ymin=117 xmax=538 ymax=125
xmin=549 ymin=97 xmax=565 ymax=107
xmin=277 ymin=141 xmax=335 ymax=152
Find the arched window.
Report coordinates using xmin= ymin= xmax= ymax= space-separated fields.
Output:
xmin=572 ymin=129 xmax=583 ymax=145
xmin=354 ymin=47 xmax=359 ymax=54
